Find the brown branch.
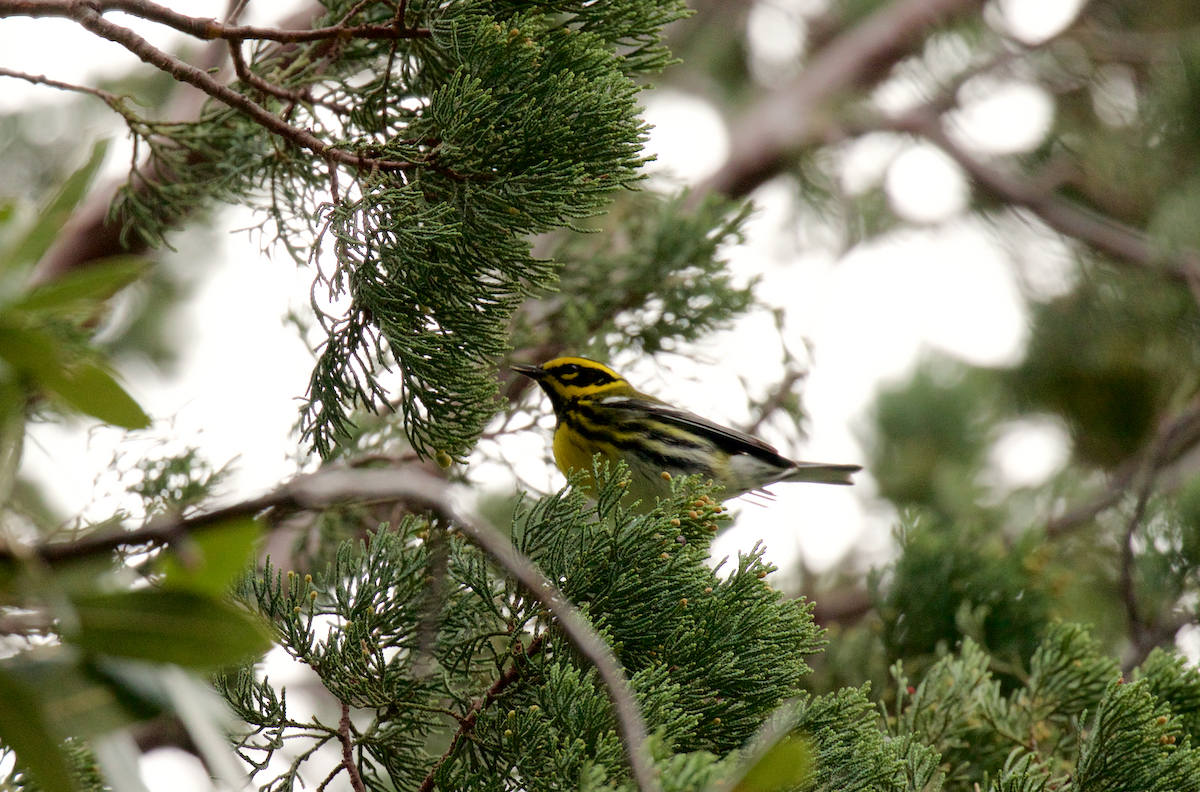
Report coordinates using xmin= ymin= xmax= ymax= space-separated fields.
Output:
xmin=740 ymin=368 xmax=805 ymax=437
xmin=337 ymin=702 xmax=367 ymax=792
xmin=889 ymin=109 xmax=1200 ymax=285
xmin=226 ymin=39 xmax=349 ymax=116
xmin=0 ymin=0 xmax=431 ymax=41
xmin=0 ymin=67 xmax=129 ymax=110
xmin=696 ymin=0 xmax=986 ymax=201
xmin=1120 ymin=481 xmax=1151 ymax=646
xmin=61 ymin=6 xmax=414 ymax=172
xmin=417 ymin=634 xmax=547 ymax=792
xmin=1 ymin=466 xmax=661 ymax=792
xmin=1046 ymin=391 xmax=1200 ymax=538
xmin=5 ymin=3 xmax=415 ymax=290
xmin=1045 ymin=459 xmax=1139 ymax=537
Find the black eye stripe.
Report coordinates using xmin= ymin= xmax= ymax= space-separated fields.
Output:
xmin=549 ymin=363 xmax=615 ymax=387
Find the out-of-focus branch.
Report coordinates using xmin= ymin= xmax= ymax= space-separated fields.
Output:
xmin=811 ymin=588 xmax=874 ymax=627
xmin=697 ymin=0 xmax=986 ymax=201
xmin=890 ymin=109 xmax=1200 ymax=285
xmin=1 ymin=466 xmax=661 ymax=792
xmin=1048 ymin=393 xmax=1200 ymax=537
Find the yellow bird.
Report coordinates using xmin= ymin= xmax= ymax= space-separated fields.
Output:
xmin=514 ymin=357 xmax=860 ymax=506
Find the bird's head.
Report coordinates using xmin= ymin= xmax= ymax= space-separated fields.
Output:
xmin=513 ymin=357 xmax=636 ymax=411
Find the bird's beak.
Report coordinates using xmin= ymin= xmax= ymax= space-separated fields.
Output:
xmin=512 ymin=363 xmax=547 ymax=380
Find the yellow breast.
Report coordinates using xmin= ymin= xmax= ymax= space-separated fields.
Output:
xmin=552 ymin=422 xmax=617 ymax=481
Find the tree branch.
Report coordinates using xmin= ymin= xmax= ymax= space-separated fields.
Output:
xmin=888 ymin=109 xmax=1200 ymax=285
xmin=417 ymin=634 xmax=547 ymax=792
xmin=0 ymin=67 xmax=129 ymax=110
xmin=226 ymin=39 xmax=349 ymax=116
xmin=61 ymin=5 xmax=415 ymax=172
xmin=696 ymin=0 xmax=986 ymax=201
xmin=0 ymin=0 xmax=431 ymax=41
xmin=2 ymin=467 xmax=662 ymax=792
xmin=337 ymin=702 xmax=367 ymax=792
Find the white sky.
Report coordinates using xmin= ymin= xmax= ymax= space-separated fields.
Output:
xmin=12 ymin=0 xmax=1181 ymax=788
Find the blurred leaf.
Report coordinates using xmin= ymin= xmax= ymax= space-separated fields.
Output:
xmin=162 ymin=666 xmax=247 ymax=790
xmin=3 ymin=141 xmax=107 ymax=273
xmin=91 ymin=733 xmax=152 ymax=792
xmin=0 ymin=321 xmax=150 ymax=429
xmin=0 ymin=381 xmax=24 ymax=504
xmin=48 ymin=360 xmax=150 ymax=430
xmin=0 ymin=666 xmax=77 ymax=792
xmin=68 ymin=589 xmax=273 ymax=668
xmin=12 ymin=256 xmax=148 ymax=313
xmin=159 ymin=516 xmax=261 ymax=596
xmin=0 ymin=319 xmax=64 ymax=376
xmin=87 ymin=658 xmax=171 ymax=721
xmin=730 ymin=733 xmax=814 ymax=792
xmin=2 ymin=649 xmax=140 ymax=739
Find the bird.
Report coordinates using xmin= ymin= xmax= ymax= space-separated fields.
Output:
xmin=513 ymin=356 xmax=861 ymax=507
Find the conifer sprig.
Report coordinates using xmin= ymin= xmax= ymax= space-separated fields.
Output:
xmin=227 ymin=470 xmax=823 ymax=791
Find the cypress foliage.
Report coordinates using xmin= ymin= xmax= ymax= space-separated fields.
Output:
xmin=112 ymin=0 xmax=688 ymax=461
xmin=224 ymin=471 xmax=824 ymax=790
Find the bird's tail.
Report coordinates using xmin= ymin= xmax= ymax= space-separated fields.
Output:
xmin=782 ymin=462 xmax=862 ymax=486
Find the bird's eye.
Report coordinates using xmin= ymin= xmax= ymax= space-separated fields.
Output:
xmin=558 ymin=364 xmax=581 ymax=380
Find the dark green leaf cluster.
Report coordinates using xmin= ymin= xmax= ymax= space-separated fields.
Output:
xmin=780 ymin=685 xmax=941 ymax=792
xmin=514 ymin=191 xmax=758 ymax=358
xmin=0 ymin=142 xmax=151 ymax=437
xmin=870 ymin=514 xmax=1053 ymax=690
xmin=106 ymin=0 xmax=687 ymax=463
xmin=231 ymin=471 xmax=822 ymax=791
xmin=1010 ymin=264 xmax=1200 ymax=468
xmin=882 ymin=623 xmax=1200 ymax=792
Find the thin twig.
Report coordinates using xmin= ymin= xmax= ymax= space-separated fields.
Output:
xmin=227 ymin=39 xmax=350 ymax=116
xmin=417 ymin=634 xmax=546 ymax=792
xmin=5 ymin=3 xmax=416 ymax=173
xmin=740 ymin=368 xmax=805 ymax=437
xmin=1119 ymin=481 xmax=1152 ymax=646
xmin=337 ymin=702 xmax=367 ymax=792
xmin=0 ymin=0 xmax=432 ymax=41
xmin=0 ymin=67 xmax=128 ymax=110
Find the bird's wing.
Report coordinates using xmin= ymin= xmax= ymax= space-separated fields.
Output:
xmin=600 ymin=396 xmax=789 ymax=462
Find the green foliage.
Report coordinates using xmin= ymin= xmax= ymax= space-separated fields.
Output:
xmin=229 ymin=473 xmax=822 ymax=790
xmin=872 ymin=515 xmax=1053 ymax=688
xmin=870 ymin=360 xmax=1002 ymax=514
xmin=518 ymin=192 xmax=757 ymax=358
xmin=0 ymin=666 xmax=78 ymax=792
xmin=0 ymin=143 xmax=151 ymax=442
xmin=881 ymin=623 xmax=1200 ymax=792
xmin=127 ymin=447 xmax=230 ymax=517
xmin=1073 ymin=678 xmax=1200 ymax=792
xmin=1009 ymin=265 xmax=1200 ymax=468
xmin=105 ymin=0 xmax=689 ymax=462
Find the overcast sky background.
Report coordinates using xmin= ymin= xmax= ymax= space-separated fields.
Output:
xmin=1 ymin=0 xmax=1113 ymax=788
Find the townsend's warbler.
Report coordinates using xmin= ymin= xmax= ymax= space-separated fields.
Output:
xmin=514 ymin=357 xmax=861 ymax=506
